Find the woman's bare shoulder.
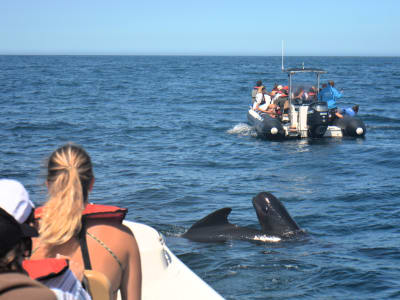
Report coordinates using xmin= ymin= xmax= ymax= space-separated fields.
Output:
xmin=86 ymin=219 xmax=140 ymax=253
xmin=87 ymin=219 xmax=134 ymax=236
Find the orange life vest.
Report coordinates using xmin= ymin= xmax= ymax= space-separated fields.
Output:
xmin=33 ymin=203 xmax=128 ymax=272
xmin=35 ymin=203 xmax=127 ymax=222
xmin=23 ymin=258 xmax=69 ymax=281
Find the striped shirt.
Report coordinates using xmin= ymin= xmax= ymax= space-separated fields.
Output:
xmin=41 ymin=269 xmax=91 ymax=300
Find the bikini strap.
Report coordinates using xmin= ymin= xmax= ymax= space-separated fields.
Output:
xmin=86 ymin=231 xmax=123 ymax=271
xmin=78 ymin=218 xmax=92 ymax=270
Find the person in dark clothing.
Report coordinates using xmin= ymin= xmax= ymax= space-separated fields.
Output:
xmin=0 ymin=207 xmax=57 ymax=300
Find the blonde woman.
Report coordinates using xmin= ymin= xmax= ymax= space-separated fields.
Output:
xmin=32 ymin=143 xmax=142 ymax=300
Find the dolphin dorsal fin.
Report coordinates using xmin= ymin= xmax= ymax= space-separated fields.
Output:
xmin=188 ymin=208 xmax=232 ymax=230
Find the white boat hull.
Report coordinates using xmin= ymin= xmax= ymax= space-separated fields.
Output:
xmin=119 ymin=221 xmax=224 ymax=300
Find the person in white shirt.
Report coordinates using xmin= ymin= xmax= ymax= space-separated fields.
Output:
xmin=252 ymin=85 xmax=278 ymax=117
xmin=0 ymin=179 xmax=91 ymax=300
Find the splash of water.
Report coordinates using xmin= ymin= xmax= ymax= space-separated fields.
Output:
xmin=227 ymin=123 xmax=256 ymax=137
xmin=253 ymin=235 xmax=281 ymax=243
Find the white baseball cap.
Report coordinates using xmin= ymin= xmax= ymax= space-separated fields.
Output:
xmin=0 ymin=179 xmax=35 ymax=223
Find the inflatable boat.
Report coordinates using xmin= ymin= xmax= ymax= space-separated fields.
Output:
xmin=248 ymin=68 xmax=366 ymax=140
xmin=117 ymin=221 xmax=224 ymax=300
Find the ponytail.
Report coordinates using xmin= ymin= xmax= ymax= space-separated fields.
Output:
xmin=39 ymin=144 xmax=93 ymax=249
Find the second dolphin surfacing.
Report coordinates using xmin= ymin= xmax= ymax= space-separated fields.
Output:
xmin=181 ymin=192 xmax=303 ymax=243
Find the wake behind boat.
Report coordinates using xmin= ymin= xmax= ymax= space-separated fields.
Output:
xmin=247 ymin=68 xmax=366 ymax=140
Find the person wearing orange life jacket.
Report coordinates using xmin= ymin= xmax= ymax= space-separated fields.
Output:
xmin=270 ymin=84 xmax=286 ymax=98
xmin=0 ymin=178 xmax=91 ymax=300
xmin=31 ymin=143 xmax=142 ymax=300
xmin=270 ymin=84 xmax=280 ymax=97
xmin=271 ymin=85 xmax=289 ymax=117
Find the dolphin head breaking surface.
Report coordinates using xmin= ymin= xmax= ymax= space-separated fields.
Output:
xmin=181 ymin=192 xmax=303 ymax=243
xmin=252 ymin=191 xmax=300 ymax=237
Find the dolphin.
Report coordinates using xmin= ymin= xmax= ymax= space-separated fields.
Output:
xmin=181 ymin=192 xmax=302 ymax=243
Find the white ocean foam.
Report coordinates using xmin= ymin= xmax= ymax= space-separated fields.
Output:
xmin=253 ymin=235 xmax=281 ymax=243
xmin=284 ymin=264 xmax=298 ymax=270
xmin=227 ymin=123 xmax=256 ymax=137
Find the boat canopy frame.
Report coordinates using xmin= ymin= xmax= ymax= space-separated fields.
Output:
xmin=284 ymin=68 xmax=327 ymax=103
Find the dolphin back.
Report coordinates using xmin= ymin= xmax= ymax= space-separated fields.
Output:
xmin=181 ymin=208 xmax=239 ymax=242
xmin=185 ymin=207 xmax=232 ymax=231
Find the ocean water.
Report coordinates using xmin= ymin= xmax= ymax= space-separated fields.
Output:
xmin=1 ymin=55 xmax=400 ymax=299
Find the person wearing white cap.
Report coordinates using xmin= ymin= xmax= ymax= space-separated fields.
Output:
xmin=0 ymin=179 xmax=35 ymax=224
xmin=0 ymin=178 xmax=91 ymax=300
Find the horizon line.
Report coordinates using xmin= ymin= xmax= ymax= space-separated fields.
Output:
xmin=0 ymin=53 xmax=399 ymax=58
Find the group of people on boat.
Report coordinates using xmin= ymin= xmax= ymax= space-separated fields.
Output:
xmin=251 ymin=79 xmax=359 ymax=122
xmin=0 ymin=143 xmax=141 ymax=300
xmin=251 ymin=81 xmax=290 ymax=120
xmin=292 ymin=86 xmax=318 ymax=102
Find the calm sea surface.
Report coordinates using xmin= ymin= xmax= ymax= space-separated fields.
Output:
xmin=1 ymin=55 xmax=400 ymax=299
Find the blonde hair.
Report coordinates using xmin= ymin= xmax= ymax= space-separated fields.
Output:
xmin=39 ymin=143 xmax=94 ymax=248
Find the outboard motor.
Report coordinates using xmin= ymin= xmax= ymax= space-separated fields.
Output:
xmin=307 ymin=102 xmax=329 ymax=138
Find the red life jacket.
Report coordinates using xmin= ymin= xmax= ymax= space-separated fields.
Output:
xmin=23 ymin=258 xmax=69 ymax=281
xmin=35 ymin=203 xmax=127 ymax=222
xmin=277 ymin=91 xmax=288 ymax=97
xmin=82 ymin=203 xmax=127 ymax=221
xmin=33 ymin=203 xmax=128 ymax=273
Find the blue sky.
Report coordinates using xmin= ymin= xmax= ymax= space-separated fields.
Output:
xmin=1 ymin=0 xmax=399 ymax=56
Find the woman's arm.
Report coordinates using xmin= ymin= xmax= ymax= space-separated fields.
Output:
xmin=332 ymin=87 xmax=342 ymax=99
xmin=120 ymin=229 xmax=142 ymax=300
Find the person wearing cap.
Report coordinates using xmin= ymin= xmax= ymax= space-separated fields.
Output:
xmin=271 ymin=84 xmax=289 ymax=117
xmin=0 ymin=179 xmax=35 ymax=224
xmin=251 ymin=80 xmax=264 ymax=104
xmin=270 ymin=84 xmax=284 ymax=97
xmin=0 ymin=207 xmax=57 ymax=300
xmin=0 ymin=178 xmax=91 ymax=300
